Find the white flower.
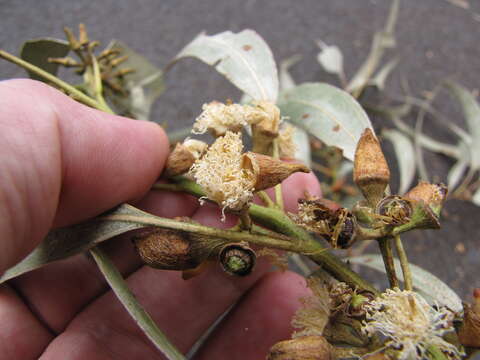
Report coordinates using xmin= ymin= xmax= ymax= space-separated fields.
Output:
xmin=193 ymin=101 xmax=267 ymax=136
xmin=188 ymin=131 xmax=255 ymax=215
xmin=362 ymin=289 xmax=462 ymax=360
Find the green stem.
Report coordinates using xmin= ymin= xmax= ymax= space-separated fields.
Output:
xmin=272 ymin=139 xmax=284 ymax=210
xmin=393 ymin=234 xmax=413 ymax=290
xmin=257 ymin=190 xmax=275 ymax=208
xmin=378 ymin=237 xmax=399 ymax=288
xmin=90 ymin=247 xmax=185 ymax=360
xmin=0 ymin=49 xmax=111 ymax=113
xmin=158 ymin=177 xmax=379 ymax=295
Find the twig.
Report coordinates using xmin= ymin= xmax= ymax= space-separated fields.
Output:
xmin=0 ymin=49 xmax=111 ymax=113
xmin=90 ymin=246 xmax=185 ymax=360
xmin=257 ymin=190 xmax=275 ymax=208
xmin=393 ymin=234 xmax=412 ymax=290
xmin=378 ymin=237 xmax=399 ymax=288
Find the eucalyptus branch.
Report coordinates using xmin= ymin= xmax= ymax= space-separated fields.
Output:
xmin=257 ymin=190 xmax=275 ymax=208
xmin=394 ymin=234 xmax=413 ymax=290
xmin=0 ymin=49 xmax=111 ymax=113
xmin=378 ymin=237 xmax=399 ymax=288
xmin=272 ymin=139 xmax=284 ymax=210
xmin=90 ymin=247 xmax=185 ymax=360
xmin=155 ymin=177 xmax=379 ymax=295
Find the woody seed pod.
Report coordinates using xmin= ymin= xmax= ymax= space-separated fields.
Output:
xmin=353 ymin=129 xmax=390 ymax=207
xmin=267 ymin=336 xmax=333 ymax=360
xmin=219 ymin=243 xmax=256 ymax=276
xmin=133 ymin=227 xmax=209 ymax=270
xmin=242 ymin=152 xmax=310 ymax=191
xmin=458 ymin=289 xmax=480 ymax=348
xmin=164 ymin=143 xmax=196 ymax=177
xmin=404 ymin=181 xmax=447 ymax=217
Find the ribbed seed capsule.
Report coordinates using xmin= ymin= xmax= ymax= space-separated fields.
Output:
xmin=354 ymin=128 xmax=390 ymax=207
xmin=376 ymin=196 xmax=413 ymax=226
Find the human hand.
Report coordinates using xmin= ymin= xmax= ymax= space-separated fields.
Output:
xmin=0 ymin=79 xmax=320 ymax=359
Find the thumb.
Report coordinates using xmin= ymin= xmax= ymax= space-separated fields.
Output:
xmin=0 ymin=79 xmax=169 ymax=273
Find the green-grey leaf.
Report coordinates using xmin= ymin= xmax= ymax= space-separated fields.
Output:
xmin=0 ymin=204 xmax=153 ymax=283
xmin=316 ymin=41 xmax=344 ymax=76
xmin=90 ymin=247 xmax=185 ymax=360
xmin=447 ymin=142 xmax=470 ymax=190
xmin=292 ymin=126 xmax=311 ymax=167
xmin=279 ymin=54 xmax=301 ymax=92
xmin=444 ymin=81 xmax=480 ymax=169
xmin=173 ymin=30 xmax=279 ymax=102
xmin=368 ymin=57 xmax=399 ymax=90
xmin=346 ymin=0 xmax=399 ymax=96
xmin=107 ymin=40 xmax=164 ymax=120
xmin=278 ymin=82 xmax=373 ymax=161
xmin=348 ymin=254 xmax=462 ymax=312
xmin=20 ymin=38 xmax=70 ymax=81
xmin=383 ymin=129 xmax=415 ymax=194
xmin=472 ymin=187 xmax=480 ymax=205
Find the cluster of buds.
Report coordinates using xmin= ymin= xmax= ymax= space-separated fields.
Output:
xmin=48 ymin=24 xmax=134 ymax=96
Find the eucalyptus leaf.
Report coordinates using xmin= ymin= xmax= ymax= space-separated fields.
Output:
xmin=173 ymin=30 xmax=279 ymax=102
xmin=444 ymin=81 xmax=480 ymax=169
xmin=346 ymin=0 xmax=399 ymax=96
xmin=472 ymin=187 xmax=480 ymax=206
xmin=348 ymin=254 xmax=462 ymax=312
xmin=20 ymin=38 xmax=70 ymax=81
xmin=447 ymin=142 xmax=470 ymax=190
xmin=292 ymin=125 xmax=312 ymax=167
xmin=316 ymin=41 xmax=344 ymax=76
xmin=279 ymin=54 xmax=302 ymax=92
xmin=368 ymin=57 xmax=399 ymax=90
xmin=278 ymin=82 xmax=373 ymax=161
xmin=107 ymin=40 xmax=164 ymax=120
xmin=0 ymin=204 xmax=153 ymax=283
xmin=383 ymin=129 xmax=416 ymax=194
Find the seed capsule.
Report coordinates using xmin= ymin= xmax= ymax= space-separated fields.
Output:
xmin=219 ymin=243 xmax=256 ymax=276
xmin=376 ymin=196 xmax=413 ymax=226
xmin=353 ymin=129 xmax=390 ymax=207
xmin=404 ymin=181 xmax=447 ymax=217
xmin=458 ymin=289 xmax=480 ymax=348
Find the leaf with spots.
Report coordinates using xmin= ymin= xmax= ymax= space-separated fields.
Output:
xmin=172 ymin=30 xmax=279 ymax=102
xmin=278 ymin=82 xmax=373 ymax=161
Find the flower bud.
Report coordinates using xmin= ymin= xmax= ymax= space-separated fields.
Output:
xmin=219 ymin=243 xmax=256 ymax=276
xmin=354 ymin=129 xmax=390 ymax=207
xmin=458 ymin=289 xmax=480 ymax=348
xmin=251 ymin=101 xmax=281 ymax=155
xmin=133 ymin=227 xmax=210 ymax=270
xmin=164 ymin=139 xmax=208 ymax=177
xmin=242 ymin=152 xmax=310 ymax=191
xmin=267 ymin=336 xmax=333 ymax=360
xmin=404 ymin=181 xmax=447 ymax=217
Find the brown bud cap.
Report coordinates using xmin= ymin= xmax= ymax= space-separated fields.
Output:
xmin=458 ymin=289 xmax=480 ymax=348
xmin=251 ymin=101 xmax=281 ymax=154
xmin=219 ymin=243 xmax=256 ymax=276
xmin=242 ymin=152 xmax=310 ymax=191
xmin=164 ymin=143 xmax=196 ymax=177
xmin=353 ymin=129 xmax=390 ymax=207
xmin=404 ymin=181 xmax=447 ymax=217
xmin=133 ymin=227 xmax=209 ymax=270
xmin=267 ymin=336 xmax=333 ymax=360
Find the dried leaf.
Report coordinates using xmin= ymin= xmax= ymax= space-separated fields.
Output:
xmin=348 ymin=254 xmax=462 ymax=312
xmin=107 ymin=40 xmax=164 ymax=120
xmin=278 ymin=82 xmax=374 ymax=161
xmin=173 ymin=30 xmax=279 ymax=102
xmin=20 ymin=38 xmax=70 ymax=81
xmin=383 ymin=129 xmax=415 ymax=194
xmin=346 ymin=0 xmax=399 ymax=96
xmin=0 ymin=204 xmax=153 ymax=283
xmin=316 ymin=41 xmax=344 ymax=76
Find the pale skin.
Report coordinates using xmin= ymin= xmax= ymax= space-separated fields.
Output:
xmin=0 ymin=79 xmax=322 ymax=360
